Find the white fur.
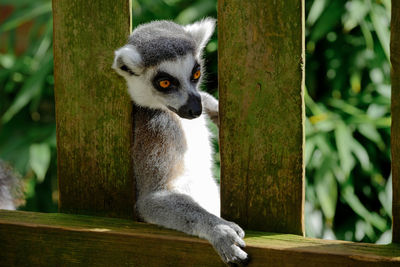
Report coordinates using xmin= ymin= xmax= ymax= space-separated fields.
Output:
xmin=112 ymin=19 xmax=248 ymax=264
xmin=118 ymin=54 xmax=200 ymax=112
xmin=125 ymin=70 xmax=165 ymax=110
xmin=170 ymin=114 xmax=220 ymax=216
xmin=112 ymin=45 xmax=143 ymax=76
xmin=0 ymin=191 xmax=15 ymax=210
xmin=184 ymin=18 xmax=216 ymax=56
xmin=114 ymin=44 xmax=219 ymax=216
xmin=156 ymin=54 xmax=198 ymax=110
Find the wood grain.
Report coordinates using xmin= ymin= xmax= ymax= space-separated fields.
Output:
xmin=53 ymin=0 xmax=135 ymax=218
xmin=0 ymin=210 xmax=399 ymax=266
xmin=218 ymin=0 xmax=305 ymax=234
xmin=391 ymin=0 xmax=400 ymax=243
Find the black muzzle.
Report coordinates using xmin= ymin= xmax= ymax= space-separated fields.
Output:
xmin=173 ymin=92 xmax=202 ymax=119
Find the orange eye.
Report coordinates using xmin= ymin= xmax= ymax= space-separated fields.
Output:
xmin=193 ymin=70 xmax=201 ymax=80
xmin=159 ymin=80 xmax=171 ymax=88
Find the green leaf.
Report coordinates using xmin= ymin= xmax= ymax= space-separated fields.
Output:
xmin=329 ymin=98 xmax=363 ymax=115
xmin=305 ymin=137 xmax=316 ymax=167
xmin=175 ymin=0 xmax=216 ymax=24
xmin=348 ymin=138 xmax=371 ymax=172
xmin=370 ymin=3 xmax=390 ymax=62
xmin=343 ymin=0 xmax=369 ymax=32
xmin=378 ymin=175 xmax=392 ymax=217
xmin=334 ymin=122 xmax=354 ymax=177
xmin=355 ymin=219 xmax=375 ymax=241
xmin=314 ymin=157 xmax=337 ymax=221
xmin=350 ymin=71 xmax=361 ymax=93
xmin=359 ymin=20 xmax=373 ymax=50
xmin=373 ymin=117 xmax=391 ymax=128
xmin=341 ymin=185 xmax=387 ymax=231
xmin=310 ymin=0 xmax=344 ymax=42
xmin=306 ymin=0 xmax=329 ymax=27
xmin=357 ymin=124 xmax=385 ymax=150
xmin=29 ymin=143 xmax=51 ymax=182
xmin=367 ymin=103 xmax=388 ymax=118
xmin=1 ymin=54 xmax=52 ymax=123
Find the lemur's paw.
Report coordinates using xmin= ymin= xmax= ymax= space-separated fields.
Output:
xmin=227 ymin=221 xmax=245 ymax=239
xmin=210 ymin=223 xmax=249 ymax=265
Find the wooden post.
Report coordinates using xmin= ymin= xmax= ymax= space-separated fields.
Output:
xmin=391 ymin=0 xmax=400 ymax=243
xmin=218 ymin=0 xmax=305 ymax=234
xmin=53 ymin=0 xmax=135 ymax=219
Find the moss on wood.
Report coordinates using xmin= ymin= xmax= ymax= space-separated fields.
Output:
xmin=53 ymin=0 xmax=135 ymax=219
xmin=0 ymin=211 xmax=399 ymax=266
xmin=218 ymin=0 xmax=305 ymax=234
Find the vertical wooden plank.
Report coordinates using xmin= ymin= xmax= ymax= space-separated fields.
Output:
xmin=391 ymin=0 xmax=400 ymax=243
xmin=219 ymin=0 xmax=305 ymax=234
xmin=53 ymin=0 xmax=135 ymax=218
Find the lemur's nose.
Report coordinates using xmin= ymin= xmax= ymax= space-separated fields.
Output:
xmin=178 ymin=92 xmax=202 ymax=119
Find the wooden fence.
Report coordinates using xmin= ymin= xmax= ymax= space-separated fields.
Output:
xmin=0 ymin=0 xmax=399 ymax=266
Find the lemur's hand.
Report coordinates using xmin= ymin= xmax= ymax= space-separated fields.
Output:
xmin=200 ymin=92 xmax=219 ymax=127
xmin=207 ymin=218 xmax=249 ymax=265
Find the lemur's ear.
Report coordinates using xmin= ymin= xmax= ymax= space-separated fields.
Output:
xmin=184 ymin=18 xmax=216 ymax=56
xmin=112 ymin=45 xmax=143 ymax=77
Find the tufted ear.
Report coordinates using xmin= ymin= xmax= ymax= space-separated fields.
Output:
xmin=112 ymin=45 xmax=143 ymax=77
xmin=184 ymin=18 xmax=216 ymax=56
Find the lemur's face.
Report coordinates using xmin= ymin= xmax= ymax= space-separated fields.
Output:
xmin=117 ymin=52 xmax=203 ymax=119
xmin=112 ymin=19 xmax=215 ymax=119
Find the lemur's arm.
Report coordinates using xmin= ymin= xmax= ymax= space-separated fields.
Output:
xmin=200 ymin=92 xmax=219 ymax=127
xmin=133 ymin=108 xmax=248 ymax=264
xmin=136 ymin=191 xmax=248 ymax=264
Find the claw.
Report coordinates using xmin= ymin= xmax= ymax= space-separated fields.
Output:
xmin=209 ymin=221 xmax=249 ymax=265
xmin=229 ymin=254 xmax=250 ymax=266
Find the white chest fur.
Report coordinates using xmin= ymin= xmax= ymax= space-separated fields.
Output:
xmin=170 ymin=114 xmax=220 ymax=216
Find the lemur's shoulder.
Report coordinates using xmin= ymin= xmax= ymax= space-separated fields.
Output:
xmin=200 ymin=92 xmax=219 ymax=127
xmin=132 ymin=106 xmax=187 ymax=194
xmin=133 ymin=106 xmax=186 ymax=145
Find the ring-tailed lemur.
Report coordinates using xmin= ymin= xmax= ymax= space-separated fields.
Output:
xmin=112 ymin=18 xmax=249 ymax=265
xmin=0 ymin=161 xmax=23 ymax=210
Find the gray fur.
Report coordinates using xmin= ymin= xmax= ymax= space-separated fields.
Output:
xmin=133 ymin=106 xmax=248 ymax=264
xmin=201 ymin=92 xmax=219 ymax=126
xmin=0 ymin=161 xmax=24 ymax=210
xmin=133 ymin=107 xmax=186 ymax=196
xmin=128 ymin=21 xmax=196 ymax=67
xmin=113 ymin=19 xmax=248 ymax=265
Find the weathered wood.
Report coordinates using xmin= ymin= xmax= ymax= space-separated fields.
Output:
xmin=392 ymin=0 xmax=400 ymax=243
xmin=0 ymin=211 xmax=399 ymax=266
xmin=53 ymin=0 xmax=135 ymax=218
xmin=218 ymin=0 xmax=305 ymax=234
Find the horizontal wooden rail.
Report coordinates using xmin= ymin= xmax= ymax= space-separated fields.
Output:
xmin=0 ymin=210 xmax=399 ymax=266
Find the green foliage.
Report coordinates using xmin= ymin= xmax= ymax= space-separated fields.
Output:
xmin=0 ymin=0 xmax=56 ymax=212
xmin=0 ymin=0 xmax=392 ymax=243
xmin=305 ymin=0 xmax=392 ymax=243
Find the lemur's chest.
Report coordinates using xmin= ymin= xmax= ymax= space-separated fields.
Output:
xmin=171 ymin=115 xmax=220 ymax=216
xmin=180 ymin=115 xmax=213 ymax=174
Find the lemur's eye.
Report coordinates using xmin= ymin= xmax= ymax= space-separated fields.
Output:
xmin=159 ymin=80 xmax=171 ymax=88
xmin=193 ymin=70 xmax=201 ymax=80
xmin=152 ymin=72 xmax=179 ymax=93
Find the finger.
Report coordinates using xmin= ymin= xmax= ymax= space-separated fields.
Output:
xmin=231 ymin=245 xmax=248 ymax=261
xmin=233 ymin=235 xmax=246 ymax=248
xmin=229 ymin=223 xmax=245 ymax=238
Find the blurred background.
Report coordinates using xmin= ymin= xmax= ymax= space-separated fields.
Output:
xmin=0 ymin=0 xmax=392 ymax=243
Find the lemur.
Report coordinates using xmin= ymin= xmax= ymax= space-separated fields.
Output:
xmin=0 ymin=161 xmax=23 ymax=210
xmin=112 ymin=18 xmax=249 ymax=265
